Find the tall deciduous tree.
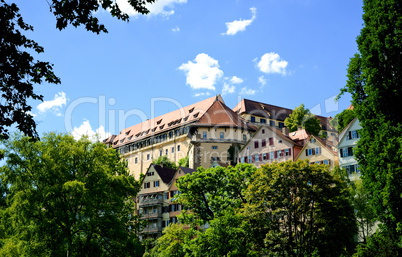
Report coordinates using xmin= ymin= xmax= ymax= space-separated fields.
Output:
xmin=0 ymin=133 xmax=143 ymax=256
xmin=339 ymin=0 xmax=402 ymax=249
xmin=243 ymin=161 xmax=356 ymax=256
xmin=284 ymin=104 xmax=321 ymax=135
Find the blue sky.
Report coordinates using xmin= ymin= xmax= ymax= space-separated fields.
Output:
xmin=14 ymin=0 xmax=363 ymax=141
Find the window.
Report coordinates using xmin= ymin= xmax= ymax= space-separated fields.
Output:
xmin=219 ymin=132 xmax=224 ymax=139
xmin=147 ymin=154 xmax=150 ymax=160
xmin=159 ymin=150 xmax=163 ymax=156
xmin=340 ymin=147 xmax=354 ymax=157
xmin=310 ymin=138 xmax=316 ymax=143
xmin=285 ymin=148 xmax=291 ymax=156
xmin=262 ymin=139 xmax=266 ymax=147
xmin=306 ymin=147 xmax=321 ymax=156
xmin=135 ymin=157 xmax=138 ymax=164
xmin=260 ymin=118 xmax=267 ymax=124
xmin=323 ymin=159 xmax=330 ymax=165
xmin=277 ymin=150 xmax=283 ymax=158
xmin=171 ymin=147 xmax=175 ymax=153
xmin=255 ymin=154 xmax=260 ymax=162
xmin=164 ymin=192 xmax=169 ymax=200
xmin=263 ymin=153 xmax=268 ymax=160
xmin=269 ymin=137 xmax=274 ymax=146
xmin=347 ymin=130 xmax=360 ymax=140
xmin=147 ymin=171 xmax=154 ymax=176
xmin=203 ymin=131 xmax=207 ymax=138
xmin=254 ymin=141 xmax=259 ymax=148
xmin=262 ymin=129 xmax=265 ymax=134
xmin=269 ymin=151 xmax=275 ymax=160
xmin=177 ymin=145 xmax=180 ymax=152
xmin=279 ymin=122 xmax=284 ymax=128
xmin=270 ymin=120 xmax=275 ymax=126
xmin=144 ymin=182 xmax=151 ymax=189
xmin=243 ymin=134 xmax=247 ymax=141
xmin=212 ymin=146 xmax=218 ymax=149
xmin=250 ymin=116 xmax=255 ymax=122
xmin=154 ymin=180 xmax=159 ymax=187
xmin=165 ymin=149 xmax=168 ymax=155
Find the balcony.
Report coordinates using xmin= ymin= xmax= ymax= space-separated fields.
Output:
xmin=140 ymin=212 xmax=163 ymax=220
xmin=140 ymin=226 xmax=163 ymax=234
xmin=138 ymin=197 xmax=164 ymax=207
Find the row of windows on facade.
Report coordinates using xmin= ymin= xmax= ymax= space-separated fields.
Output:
xmin=119 ymin=126 xmax=190 ymax=154
xmin=201 ymin=131 xmax=247 ymax=141
xmin=134 ymin=144 xmax=181 ymax=163
xmin=251 ymin=137 xmax=280 ymax=149
xmin=142 ymin=217 xmax=179 ymax=230
xmin=140 ymin=204 xmax=182 ymax=215
xmin=139 ymin=191 xmax=179 ymax=202
xmin=309 ymin=159 xmax=331 ymax=165
xmin=240 ymin=148 xmax=292 ymax=163
xmin=250 ymin=116 xmax=285 ymax=128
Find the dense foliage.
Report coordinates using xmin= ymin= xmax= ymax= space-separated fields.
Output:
xmin=0 ymin=133 xmax=143 ymax=256
xmin=340 ymin=0 xmax=402 ymax=253
xmin=147 ymin=162 xmax=357 ymax=256
xmin=330 ymin=108 xmax=356 ymax=132
xmin=284 ymin=104 xmax=321 ymax=135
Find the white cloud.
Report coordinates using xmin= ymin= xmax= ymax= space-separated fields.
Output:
xmin=172 ymin=26 xmax=180 ymax=32
xmin=222 ymin=7 xmax=256 ymax=36
xmin=116 ymin=0 xmax=187 ymax=17
xmin=258 ymin=75 xmax=267 ymax=86
xmin=222 ymin=83 xmax=235 ymax=95
xmin=230 ymin=76 xmax=244 ymax=84
xmin=193 ymin=92 xmax=211 ymax=97
xmin=37 ymin=92 xmax=67 ymax=115
xmin=257 ymin=52 xmax=288 ymax=75
xmin=71 ymin=120 xmax=111 ymax=142
xmin=179 ymin=53 xmax=224 ymax=90
xmin=239 ymin=87 xmax=256 ymax=95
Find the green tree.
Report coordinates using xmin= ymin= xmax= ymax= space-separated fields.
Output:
xmin=330 ymin=108 xmax=356 ymax=132
xmin=0 ymin=133 xmax=143 ymax=256
xmin=152 ymin=156 xmax=178 ymax=170
xmin=176 ymin=163 xmax=256 ymax=225
xmin=339 ymin=0 xmax=402 ymax=250
xmin=0 ymin=0 xmax=154 ymax=139
xmin=187 ymin=211 xmax=258 ymax=257
xmin=284 ymin=104 xmax=321 ymax=135
xmin=145 ymin=223 xmax=195 ymax=257
xmin=178 ymin=156 xmax=189 ymax=168
xmin=349 ymin=178 xmax=377 ymax=244
xmin=243 ymin=161 xmax=356 ymax=256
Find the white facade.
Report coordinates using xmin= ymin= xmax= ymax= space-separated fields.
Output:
xmin=338 ymin=118 xmax=361 ymax=177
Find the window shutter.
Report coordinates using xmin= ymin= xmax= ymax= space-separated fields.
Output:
xmin=340 ymin=149 xmax=344 ymax=158
xmin=260 ymin=153 xmax=263 ymax=161
xmin=289 ymin=148 xmax=292 ymax=156
xmin=274 ymin=151 xmax=278 ymax=159
xmin=306 ymin=149 xmax=308 ymax=156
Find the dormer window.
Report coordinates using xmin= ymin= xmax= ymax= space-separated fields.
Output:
xmin=125 ymin=130 xmax=131 ymax=135
xmin=193 ymin=112 xmax=199 ymax=118
xmin=157 ymin=119 xmax=163 ymax=125
xmin=189 ymin=107 xmax=195 ymax=113
xmin=160 ymin=124 xmax=165 ymax=129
